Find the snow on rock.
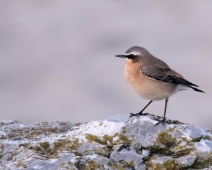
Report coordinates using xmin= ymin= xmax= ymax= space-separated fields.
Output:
xmin=0 ymin=114 xmax=212 ymax=169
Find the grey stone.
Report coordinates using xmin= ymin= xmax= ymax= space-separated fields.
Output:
xmin=0 ymin=115 xmax=212 ymax=169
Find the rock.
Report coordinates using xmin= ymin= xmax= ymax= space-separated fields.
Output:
xmin=0 ymin=114 xmax=212 ymax=169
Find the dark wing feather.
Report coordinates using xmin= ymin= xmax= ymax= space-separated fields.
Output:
xmin=141 ymin=64 xmax=199 ymax=87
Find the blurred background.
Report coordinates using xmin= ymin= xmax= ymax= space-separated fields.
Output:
xmin=0 ymin=0 xmax=211 ymax=128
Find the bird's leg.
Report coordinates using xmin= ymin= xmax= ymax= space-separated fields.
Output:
xmin=155 ymin=98 xmax=168 ymax=126
xmin=129 ymin=100 xmax=153 ymax=117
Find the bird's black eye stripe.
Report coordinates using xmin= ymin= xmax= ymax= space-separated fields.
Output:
xmin=127 ymin=54 xmax=136 ymax=59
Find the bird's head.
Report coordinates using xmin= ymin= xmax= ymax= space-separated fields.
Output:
xmin=116 ymin=46 xmax=149 ymax=62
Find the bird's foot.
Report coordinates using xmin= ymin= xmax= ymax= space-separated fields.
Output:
xmin=154 ymin=118 xmax=166 ymax=126
xmin=129 ymin=112 xmax=149 ymax=118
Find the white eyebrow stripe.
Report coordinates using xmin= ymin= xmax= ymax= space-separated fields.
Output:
xmin=124 ymin=52 xmax=140 ymax=56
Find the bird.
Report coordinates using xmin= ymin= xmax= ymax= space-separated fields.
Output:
xmin=116 ymin=46 xmax=204 ymax=126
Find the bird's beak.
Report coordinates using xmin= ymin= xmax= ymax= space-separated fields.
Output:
xmin=115 ymin=54 xmax=126 ymax=58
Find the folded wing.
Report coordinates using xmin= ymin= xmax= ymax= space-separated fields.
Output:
xmin=141 ymin=64 xmax=204 ymax=93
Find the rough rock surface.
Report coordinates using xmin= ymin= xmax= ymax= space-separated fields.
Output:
xmin=0 ymin=115 xmax=212 ymax=170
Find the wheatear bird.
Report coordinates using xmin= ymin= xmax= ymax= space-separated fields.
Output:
xmin=116 ymin=46 xmax=204 ymax=125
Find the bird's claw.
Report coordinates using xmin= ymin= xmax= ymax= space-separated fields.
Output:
xmin=129 ymin=112 xmax=149 ymax=118
xmin=154 ymin=118 xmax=166 ymax=126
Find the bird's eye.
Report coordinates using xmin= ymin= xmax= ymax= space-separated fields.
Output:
xmin=128 ymin=54 xmax=135 ymax=59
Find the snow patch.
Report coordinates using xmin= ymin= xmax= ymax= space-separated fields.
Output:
xmin=195 ymin=140 xmax=212 ymax=153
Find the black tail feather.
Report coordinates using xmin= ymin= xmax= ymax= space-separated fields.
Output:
xmin=189 ymin=82 xmax=199 ymax=87
xmin=189 ymin=86 xmax=205 ymax=93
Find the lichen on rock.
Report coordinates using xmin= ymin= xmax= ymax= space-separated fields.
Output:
xmin=0 ymin=115 xmax=211 ymax=169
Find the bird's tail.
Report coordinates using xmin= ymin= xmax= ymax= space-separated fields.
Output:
xmin=189 ymin=85 xmax=205 ymax=93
